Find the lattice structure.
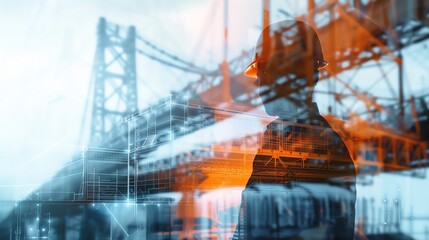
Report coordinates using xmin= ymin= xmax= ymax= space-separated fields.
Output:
xmin=325 ymin=114 xmax=427 ymax=177
xmin=89 ymin=17 xmax=138 ymax=148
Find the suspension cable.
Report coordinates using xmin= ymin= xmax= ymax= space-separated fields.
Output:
xmin=136 ymin=49 xmax=218 ymax=75
xmin=137 ymin=35 xmax=211 ymax=73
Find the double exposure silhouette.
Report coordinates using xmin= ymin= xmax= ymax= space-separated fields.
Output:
xmin=233 ymin=20 xmax=356 ymax=240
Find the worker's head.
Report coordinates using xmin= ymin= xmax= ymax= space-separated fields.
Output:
xmin=245 ymin=20 xmax=327 ymax=116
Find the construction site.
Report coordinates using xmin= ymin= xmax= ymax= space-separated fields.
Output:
xmin=0 ymin=0 xmax=429 ymax=239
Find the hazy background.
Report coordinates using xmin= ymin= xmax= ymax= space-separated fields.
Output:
xmin=0 ymin=0 xmax=427 ymax=238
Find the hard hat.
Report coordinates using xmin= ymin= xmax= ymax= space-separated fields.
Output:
xmin=244 ymin=20 xmax=328 ymax=78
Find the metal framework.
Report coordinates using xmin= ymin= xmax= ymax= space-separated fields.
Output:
xmin=90 ymin=17 xmax=138 ymax=148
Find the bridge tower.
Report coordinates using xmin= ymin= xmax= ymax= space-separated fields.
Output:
xmin=89 ymin=17 xmax=138 ymax=148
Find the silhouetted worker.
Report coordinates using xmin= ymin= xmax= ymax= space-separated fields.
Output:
xmin=233 ymin=20 xmax=356 ymax=240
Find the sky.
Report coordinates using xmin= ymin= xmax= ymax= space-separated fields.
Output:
xmin=0 ymin=0 xmax=428 ymax=237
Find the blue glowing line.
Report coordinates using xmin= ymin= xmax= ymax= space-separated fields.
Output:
xmin=103 ymin=203 xmax=129 ymax=237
